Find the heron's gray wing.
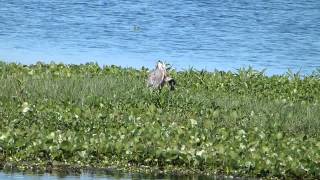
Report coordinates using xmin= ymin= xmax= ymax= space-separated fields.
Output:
xmin=164 ymin=76 xmax=176 ymax=90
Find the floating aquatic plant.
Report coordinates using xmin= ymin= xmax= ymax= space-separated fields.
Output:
xmin=0 ymin=61 xmax=320 ymax=178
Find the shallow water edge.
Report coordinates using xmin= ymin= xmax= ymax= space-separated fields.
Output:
xmin=0 ymin=162 xmax=241 ymax=180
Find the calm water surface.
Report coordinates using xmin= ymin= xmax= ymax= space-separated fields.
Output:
xmin=0 ymin=171 xmax=123 ymax=180
xmin=0 ymin=170 xmax=223 ymax=180
xmin=0 ymin=0 xmax=319 ymax=74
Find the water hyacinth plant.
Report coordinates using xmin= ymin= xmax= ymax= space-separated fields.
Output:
xmin=0 ymin=61 xmax=320 ymax=178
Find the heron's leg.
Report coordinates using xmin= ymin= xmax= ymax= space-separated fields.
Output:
xmin=158 ymin=80 xmax=165 ymax=92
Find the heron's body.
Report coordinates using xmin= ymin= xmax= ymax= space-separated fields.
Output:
xmin=147 ymin=66 xmax=166 ymax=88
xmin=147 ymin=61 xmax=176 ymax=90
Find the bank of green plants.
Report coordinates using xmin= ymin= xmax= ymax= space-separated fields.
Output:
xmin=0 ymin=61 xmax=320 ymax=178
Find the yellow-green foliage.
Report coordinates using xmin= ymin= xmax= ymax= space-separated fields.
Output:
xmin=0 ymin=61 xmax=320 ymax=178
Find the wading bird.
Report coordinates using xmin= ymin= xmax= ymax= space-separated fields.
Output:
xmin=147 ymin=61 xmax=176 ymax=90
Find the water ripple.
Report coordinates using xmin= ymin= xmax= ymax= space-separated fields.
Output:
xmin=0 ymin=0 xmax=319 ymax=74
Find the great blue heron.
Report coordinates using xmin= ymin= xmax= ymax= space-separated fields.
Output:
xmin=147 ymin=61 xmax=176 ymax=90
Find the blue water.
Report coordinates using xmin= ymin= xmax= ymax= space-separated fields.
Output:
xmin=0 ymin=0 xmax=319 ymax=74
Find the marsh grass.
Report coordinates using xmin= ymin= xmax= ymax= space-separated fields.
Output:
xmin=0 ymin=62 xmax=320 ymax=178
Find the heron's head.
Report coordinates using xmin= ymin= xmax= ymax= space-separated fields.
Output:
xmin=156 ymin=61 xmax=166 ymax=71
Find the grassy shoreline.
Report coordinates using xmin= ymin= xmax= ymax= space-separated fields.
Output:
xmin=0 ymin=61 xmax=320 ymax=178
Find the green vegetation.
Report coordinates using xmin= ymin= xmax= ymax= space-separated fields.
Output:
xmin=0 ymin=61 xmax=320 ymax=178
